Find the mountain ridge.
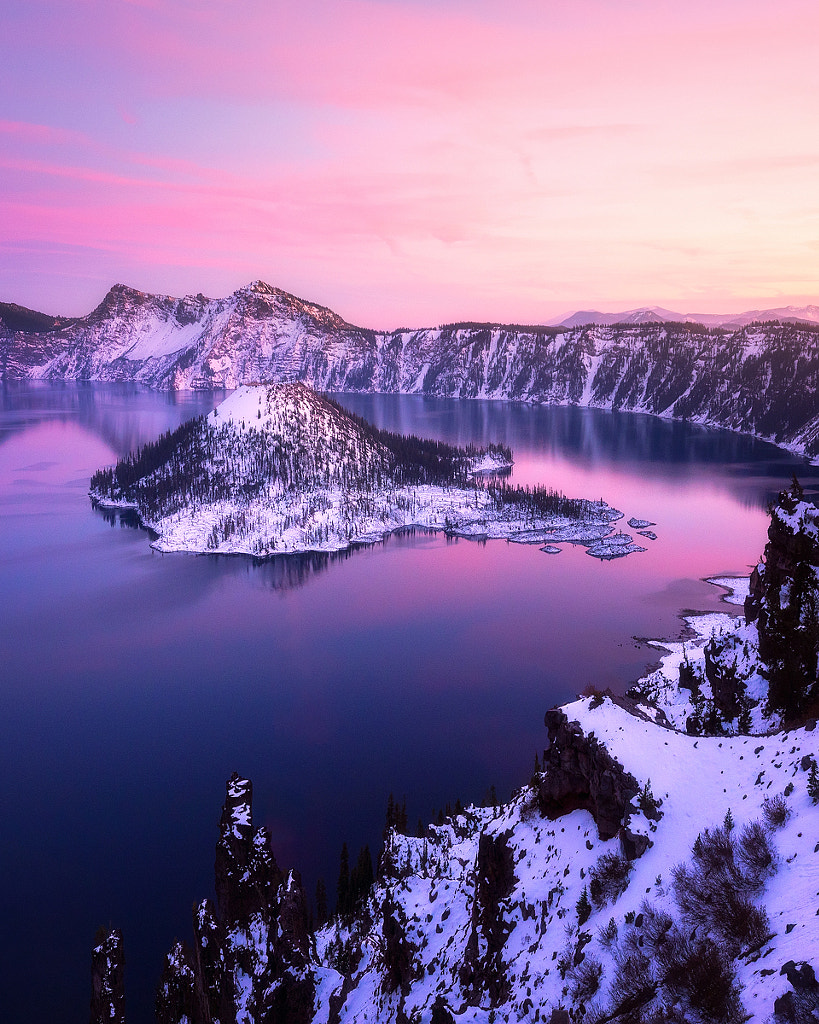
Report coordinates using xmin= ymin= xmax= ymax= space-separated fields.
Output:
xmin=5 ymin=281 xmax=819 ymax=457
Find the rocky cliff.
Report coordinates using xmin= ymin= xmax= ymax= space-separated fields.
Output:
xmin=140 ymin=773 xmax=316 ymax=1024
xmin=7 ymin=280 xmax=819 ymax=456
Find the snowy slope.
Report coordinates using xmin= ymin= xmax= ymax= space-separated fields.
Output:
xmin=312 ymin=698 xmax=819 ymax=1024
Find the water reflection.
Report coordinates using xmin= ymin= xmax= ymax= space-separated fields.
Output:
xmin=0 ymin=380 xmax=222 ymax=458
xmin=93 ymin=500 xmax=458 ymax=594
xmin=329 ymin=394 xmax=819 ymax=511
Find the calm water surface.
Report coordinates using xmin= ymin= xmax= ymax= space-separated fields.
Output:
xmin=2 ymin=383 xmax=817 ymax=1024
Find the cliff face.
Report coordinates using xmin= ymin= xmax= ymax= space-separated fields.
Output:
xmin=538 ymin=707 xmax=641 ymax=844
xmin=745 ymin=486 xmax=819 ymax=719
xmin=7 ymin=280 xmax=819 ymax=455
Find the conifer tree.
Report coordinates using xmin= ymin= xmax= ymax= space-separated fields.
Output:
xmin=315 ymin=878 xmax=328 ymax=928
xmin=576 ymin=888 xmax=592 ymax=925
xmin=808 ymin=759 xmax=819 ymax=805
xmin=336 ymin=842 xmax=350 ymax=917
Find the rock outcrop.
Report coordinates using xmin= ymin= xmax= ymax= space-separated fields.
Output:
xmin=538 ymin=707 xmax=640 ymax=844
xmin=746 ymin=484 xmax=819 ymax=719
xmin=90 ymin=928 xmax=126 ymax=1024
xmin=154 ymin=772 xmax=316 ymax=1024
xmin=460 ymin=829 xmax=516 ymax=1006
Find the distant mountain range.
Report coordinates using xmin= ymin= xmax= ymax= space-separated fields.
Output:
xmin=548 ymin=304 xmax=819 ymax=329
xmin=3 ymin=280 xmax=819 ymax=456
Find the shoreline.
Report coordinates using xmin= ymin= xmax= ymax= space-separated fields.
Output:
xmin=91 ymin=489 xmax=653 ymax=561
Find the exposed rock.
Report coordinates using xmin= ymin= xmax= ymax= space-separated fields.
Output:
xmin=191 ymin=899 xmax=232 ymax=1024
xmin=155 ymin=942 xmax=203 ymax=1024
xmin=215 ymin=773 xmax=281 ymax=926
xmin=704 ymin=634 xmax=744 ymax=720
xmin=90 ymin=928 xmax=126 ymax=1024
xmin=430 ymin=995 xmax=456 ymax=1024
xmin=746 ymin=487 xmax=819 ymax=719
xmin=275 ymin=869 xmax=311 ymax=966
xmin=539 ymin=708 xmax=639 ymax=842
xmin=381 ymin=892 xmax=416 ymax=996
xmin=774 ymin=959 xmax=819 ymax=1022
xmin=152 ymin=773 xmax=316 ymax=1024
xmin=620 ymin=828 xmax=650 ymax=861
xmin=460 ymin=829 xmax=516 ymax=1006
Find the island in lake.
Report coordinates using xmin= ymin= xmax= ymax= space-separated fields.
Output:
xmin=90 ymin=382 xmax=652 ymax=559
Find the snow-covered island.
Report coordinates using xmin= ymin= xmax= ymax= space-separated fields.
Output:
xmin=92 ymin=483 xmax=819 ymax=1024
xmin=89 ymin=382 xmax=649 ymax=559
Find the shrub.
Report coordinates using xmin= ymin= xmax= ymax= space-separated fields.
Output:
xmin=661 ymin=933 xmax=744 ymax=1024
xmin=638 ymin=902 xmax=674 ymax=959
xmin=692 ymin=823 xmax=734 ymax=873
xmin=638 ymin=779 xmax=662 ymax=820
xmin=673 ymin=820 xmax=773 ymax=954
xmin=762 ymin=794 xmax=791 ymax=829
xmin=720 ymin=888 xmax=771 ymax=951
xmin=736 ymin=820 xmax=777 ymax=887
xmin=589 ymin=851 xmax=632 ymax=909
xmin=598 ymin=917 xmax=618 ymax=948
xmin=608 ymin=945 xmax=654 ymax=1016
xmin=569 ymin=956 xmax=603 ymax=1003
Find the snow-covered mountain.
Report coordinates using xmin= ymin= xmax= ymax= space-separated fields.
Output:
xmin=91 ymin=484 xmax=819 ymax=1024
xmin=5 ymin=281 xmax=819 ymax=457
xmin=89 ymin=382 xmax=640 ymax=559
xmin=549 ymin=304 xmax=819 ymax=329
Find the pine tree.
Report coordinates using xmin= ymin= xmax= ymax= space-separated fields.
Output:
xmin=350 ymin=845 xmax=374 ymax=905
xmin=576 ymin=888 xmax=592 ymax=925
xmin=336 ymin=842 xmax=350 ymax=917
xmin=315 ymin=878 xmax=328 ymax=928
xmin=383 ymin=793 xmax=396 ymax=840
xmin=808 ymin=759 xmax=819 ymax=805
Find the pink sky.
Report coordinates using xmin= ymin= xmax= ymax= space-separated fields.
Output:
xmin=2 ymin=0 xmax=818 ymax=328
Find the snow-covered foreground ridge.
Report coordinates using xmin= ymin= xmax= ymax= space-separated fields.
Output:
xmin=91 ymin=486 xmax=819 ymax=1024
xmin=89 ymin=382 xmax=649 ymax=559
xmin=6 ymin=280 xmax=819 ymax=457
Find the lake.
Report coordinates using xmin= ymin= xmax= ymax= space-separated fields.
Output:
xmin=1 ymin=383 xmax=816 ymax=1024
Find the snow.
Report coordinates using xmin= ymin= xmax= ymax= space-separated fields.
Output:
xmin=300 ymin=528 xmax=819 ymax=1021
xmin=772 ymin=498 xmax=819 ymax=541
xmin=121 ymin=317 xmax=206 ymax=360
xmin=586 ymin=532 xmax=647 ymax=559
xmin=707 ymin=574 xmax=752 ymax=607
xmin=306 ymin=679 xmax=819 ymax=1022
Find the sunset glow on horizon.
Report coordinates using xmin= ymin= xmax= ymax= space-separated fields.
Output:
xmin=3 ymin=0 xmax=819 ymax=328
